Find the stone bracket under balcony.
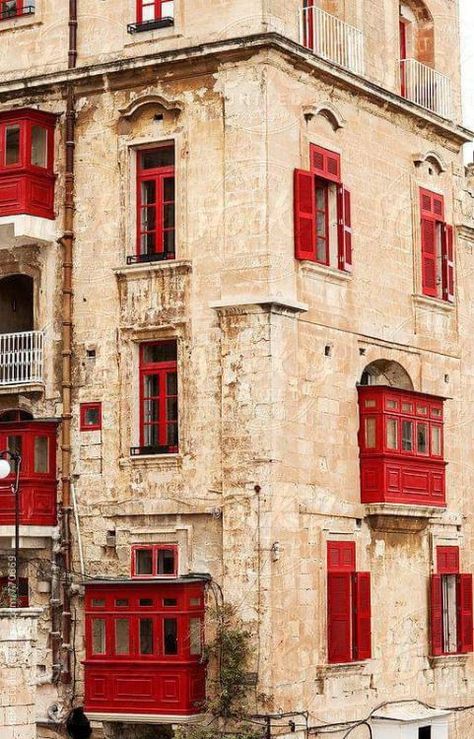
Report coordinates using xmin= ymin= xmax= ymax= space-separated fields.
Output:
xmin=0 ymin=526 xmax=57 ymax=549
xmin=0 ymin=214 xmax=58 ymax=246
xmin=365 ymin=503 xmax=446 ymax=533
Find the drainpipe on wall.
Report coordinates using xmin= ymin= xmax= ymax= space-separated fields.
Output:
xmin=55 ymin=0 xmax=78 ymax=686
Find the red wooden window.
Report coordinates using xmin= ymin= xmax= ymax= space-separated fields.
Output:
xmin=135 ymin=144 xmax=175 ymax=263
xmin=399 ymin=18 xmax=409 ymax=96
xmin=80 ymin=403 xmax=102 ymax=432
xmin=0 ymin=1 xmax=34 ymax=21
xmin=134 ymin=340 xmax=178 ymax=456
xmin=430 ymin=546 xmax=473 ymax=656
xmin=0 ymin=419 xmax=57 ymax=526
xmin=84 ymin=579 xmax=206 ymax=717
xmin=358 ymin=386 xmax=446 ymax=507
xmin=327 ymin=541 xmax=371 ymax=664
xmin=0 ymin=577 xmax=28 ymax=607
xmin=0 ymin=108 xmax=56 ymax=219
xmin=420 ymin=188 xmax=455 ymax=302
xmin=132 ymin=544 xmax=178 ymax=578
xmin=294 ymin=144 xmax=352 ymax=272
xmin=137 ymin=0 xmax=174 ymax=23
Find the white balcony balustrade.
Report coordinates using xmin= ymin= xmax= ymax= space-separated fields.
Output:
xmin=400 ymin=59 xmax=452 ymax=119
xmin=0 ymin=331 xmax=44 ymax=387
xmin=300 ymin=5 xmax=365 ymax=76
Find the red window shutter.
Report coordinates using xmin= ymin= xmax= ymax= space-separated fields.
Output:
xmin=457 ymin=574 xmax=473 ymax=654
xmin=430 ymin=574 xmax=443 ymax=656
xmin=421 ymin=218 xmax=437 ymax=297
xmin=436 ymin=546 xmax=459 ymax=574
xmin=310 ymin=144 xmax=341 ymax=183
xmin=327 ymin=541 xmax=356 ymax=572
xmin=294 ymin=169 xmax=316 ymax=261
xmin=442 ymin=224 xmax=455 ymax=303
xmin=328 ymin=572 xmax=352 ymax=663
xmin=337 ymin=186 xmax=352 ymax=272
xmin=352 ymin=572 xmax=371 ymax=661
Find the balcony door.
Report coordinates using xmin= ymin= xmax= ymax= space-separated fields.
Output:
xmin=0 ymin=274 xmax=33 ymax=334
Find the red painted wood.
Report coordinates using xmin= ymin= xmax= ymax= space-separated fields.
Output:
xmin=136 ymin=145 xmax=175 ymax=258
xmin=327 ymin=541 xmax=355 ymax=572
xmin=0 ymin=420 xmax=58 ymax=526
xmin=442 ymin=224 xmax=455 ymax=302
xmin=430 ymin=574 xmax=443 ymax=656
xmin=0 ymin=108 xmax=56 ymax=220
xmin=327 ymin=572 xmax=352 ymax=663
xmin=457 ymin=574 xmax=473 ymax=653
xmin=337 ymin=185 xmax=352 ymax=272
xmin=84 ymin=580 xmax=206 ymax=716
xmin=136 ymin=0 xmax=173 ymax=23
xmin=310 ymin=144 xmax=341 ymax=183
xmin=80 ymin=403 xmax=102 ymax=432
xmin=437 ymin=546 xmax=460 ymax=574
xmin=294 ymin=168 xmax=316 ymax=261
xmin=139 ymin=341 xmax=178 ymax=452
xmin=352 ymin=572 xmax=371 ymax=661
xmin=358 ymin=386 xmax=446 ymax=507
xmin=131 ymin=544 xmax=179 ymax=578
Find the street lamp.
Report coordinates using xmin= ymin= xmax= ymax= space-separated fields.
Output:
xmin=0 ymin=450 xmax=22 ymax=607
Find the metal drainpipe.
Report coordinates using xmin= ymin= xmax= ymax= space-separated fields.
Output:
xmin=54 ymin=0 xmax=78 ymax=685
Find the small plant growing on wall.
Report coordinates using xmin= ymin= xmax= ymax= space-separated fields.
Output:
xmin=177 ymin=603 xmax=264 ymax=739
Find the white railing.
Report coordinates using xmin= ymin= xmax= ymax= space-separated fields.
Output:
xmin=400 ymin=59 xmax=452 ymax=119
xmin=0 ymin=330 xmax=44 ymax=386
xmin=300 ymin=5 xmax=364 ymax=76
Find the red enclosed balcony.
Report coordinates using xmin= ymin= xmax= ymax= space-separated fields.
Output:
xmin=0 ymin=417 xmax=58 ymax=526
xmin=84 ymin=578 xmax=207 ymax=722
xmin=0 ymin=108 xmax=56 ymax=220
xmin=358 ymin=386 xmax=446 ymax=507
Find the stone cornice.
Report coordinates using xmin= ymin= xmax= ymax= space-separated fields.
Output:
xmin=0 ymin=33 xmax=470 ymax=147
xmin=210 ymin=296 xmax=308 ymax=315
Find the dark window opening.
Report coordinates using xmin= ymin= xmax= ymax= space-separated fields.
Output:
xmin=418 ymin=728 xmax=431 ymax=739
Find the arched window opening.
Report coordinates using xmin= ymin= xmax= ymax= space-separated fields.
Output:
xmin=0 ymin=274 xmax=34 ymax=334
xmin=0 ymin=409 xmax=33 ymax=423
xmin=359 ymin=360 xmax=414 ymax=391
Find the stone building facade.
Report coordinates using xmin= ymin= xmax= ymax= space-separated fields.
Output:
xmin=0 ymin=0 xmax=473 ymax=737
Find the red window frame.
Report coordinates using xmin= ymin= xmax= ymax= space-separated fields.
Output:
xmin=131 ymin=544 xmax=179 ymax=579
xmin=420 ymin=188 xmax=455 ymax=302
xmin=136 ymin=0 xmax=173 ymax=23
xmin=430 ymin=546 xmax=473 ymax=656
xmin=0 ymin=1 xmax=32 ymax=21
xmin=80 ymin=403 xmax=102 ymax=432
xmin=294 ymin=144 xmax=352 ymax=272
xmin=136 ymin=144 xmax=175 ymax=261
xmin=327 ymin=541 xmax=371 ymax=664
xmin=138 ymin=340 xmax=178 ymax=455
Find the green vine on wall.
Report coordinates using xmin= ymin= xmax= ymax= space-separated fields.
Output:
xmin=177 ymin=603 xmax=264 ymax=739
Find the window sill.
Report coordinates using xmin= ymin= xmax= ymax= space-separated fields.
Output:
xmin=0 ymin=9 xmax=39 ymax=33
xmin=119 ymin=453 xmax=182 ymax=470
xmin=318 ymin=661 xmax=368 ymax=676
xmin=114 ymin=260 xmax=192 ymax=279
xmin=124 ymin=27 xmax=182 ymax=49
xmin=127 ymin=17 xmax=174 ymax=34
xmin=429 ymin=654 xmax=469 ymax=668
xmin=412 ymin=294 xmax=455 ymax=313
xmin=298 ymin=260 xmax=352 ymax=284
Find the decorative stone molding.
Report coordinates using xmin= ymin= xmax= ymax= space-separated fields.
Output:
xmin=119 ymin=93 xmax=184 ymax=120
xmin=412 ymin=150 xmax=447 ymax=173
xmin=302 ymin=102 xmax=346 ymax=130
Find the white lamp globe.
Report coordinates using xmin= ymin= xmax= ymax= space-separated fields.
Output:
xmin=0 ymin=459 xmax=12 ymax=480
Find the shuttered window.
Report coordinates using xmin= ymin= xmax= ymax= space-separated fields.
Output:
xmin=327 ymin=542 xmax=371 ymax=663
xmin=294 ymin=145 xmax=352 ymax=272
xmin=420 ymin=188 xmax=455 ymax=302
xmin=430 ymin=546 xmax=473 ymax=656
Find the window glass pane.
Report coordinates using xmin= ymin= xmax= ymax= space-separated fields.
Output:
xmin=164 ymin=618 xmax=178 ymax=654
xmin=140 ymin=598 xmax=153 ymax=607
xmin=34 ymin=437 xmax=49 ymax=473
xmin=365 ymin=399 xmax=376 ymax=408
xmin=442 ymin=575 xmax=457 ymax=654
xmin=386 ymin=419 xmax=398 ymax=450
xmin=402 ymin=420 xmax=413 ymax=451
xmin=91 ymin=599 xmax=105 ymax=608
xmin=431 ymin=426 xmax=441 ymax=456
xmin=364 ymin=418 xmax=376 ymax=449
xmin=7 ymin=436 xmax=21 ymax=472
xmin=140 ymin=146 xmax=174 ymax=170
xmin=141 ymin=180 xmax=156 ymax=205
xmin=417 ymin=405 xmax=428 ymax=416
xmin=189 ymin=617 xmax=202 ymax=656
xmin=142 ymin=2 xmax=155 ymax=22
xmin=162 ymin=0 xmax=174 ymax=18
xmin=83 ymin=406 xmax=100 ymax=428
xmin=167 ymin=422 xmax=178 ymax=447
xmin=92 ymin=619 xmax=106 ymax=655
xmin=5 ymin=125 xmax=20 ymax=165
xmin=190 ymin=597 xmax=201 ymax=607
xmin=386 ymin=399 xmax=397 ymax=409
xmin=115 ymin=599 xmax=128 ymax=607
xmin=136 ymin=549 xmax=153 ymax=575
xmin=140 ymin=232 xmax=156 ymax=255
xmin=142 ymin=341 xmax=177 ymax=364
xmin=164 ymin=204 xmax=175 ymax=229
xmin=164 ymin=229 xmax=175 ymax=255
xmin=164 ymin=177 xmax=175 ymax=202
xmin=417 ymin=423 xmax=428 ymax=454
xmin=31 ymin=126 xmax=47 ymax=167
xmin=139 ymin=619 xmax=154 ymax=654
xmin=157 ymin=548 xmax=176 ymax=575
xmin=401 ymin=402 xmax=413 ymax=413
xmin=115 ymin=619 xmax=130 ymax=655
xmin=432 ymin=407 xmax=442 ymax=418
xmin=164 ymin=598 xmax=177 ymax=606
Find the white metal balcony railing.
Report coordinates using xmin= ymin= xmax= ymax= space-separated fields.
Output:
xmin=300 ymin=5 xmax=365 ymax=76
xmin=0 ymin=331 xmax=44 ymax=387
xmin=400 ymin=58 xmax=452 ymax=119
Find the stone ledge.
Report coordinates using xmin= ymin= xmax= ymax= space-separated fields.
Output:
xmin=119 ymin=453 xmax=182 ymax=470
xmin=317 ymin=661 xmax=369 ymax=677
xmin=428 ymin=654 xmax=469 ymax=668
xmin=210 ymin=296 xmax=308 ymax=315
xmin=412 ymin=294 xmax=455 ymax=313
xmin=88 ymin=711 xmax=205 ymax=724
xmin=298 ymin=261 xmax=352 ymax=284
xmin=114 ymin=259 xmax=192 ymax=279
xmin=0 ymin=383 xmax=44 ymax=397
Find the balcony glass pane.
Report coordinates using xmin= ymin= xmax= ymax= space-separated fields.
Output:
xmin=386 ymin=419 xmax=398 ymax=450
xmin=7 ymin=436 xmax=21 ymax=472
xmin=135 ymin=549 xmax=153 ymax=575
xmin=401 ymin=420 xmax=413 ymax=451
xmin=5 ymin=125 xmax=20 ymax=166
xmin=115 ymin=619 xmax=130 ymax=655
xmin=34 ymin=436 xmax=49 ymax=473
xmin=364 ymin=418 xmax=376 ymax=448
xmin=164 ymin=617 xmax=178 ymax=654
xmin=189 ymin=617 xmax=202 ymax=655
xmin=31 ymin=126 xmax=47 ymax=168
xmin=92 ymin=618 xmax=106 ymax=654
xmin=157 ymin=548 xmax=175 ymax=575
xmin=139 ymin=618 xmax=154 ymax=654
xmin=417 ymin=423 xmax=428 ymax=455
xmin=432 ymin=426 xmax=441 ymax=456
